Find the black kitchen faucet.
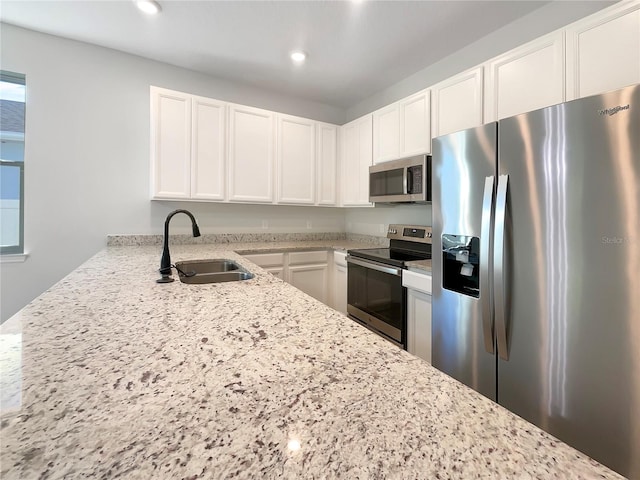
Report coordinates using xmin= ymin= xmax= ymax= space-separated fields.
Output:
xmin=157 ymin=209 xmax=201 ymax=283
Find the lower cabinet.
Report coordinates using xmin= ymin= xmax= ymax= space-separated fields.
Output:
xmin=402 ymin=269 xmax=432 ymax=363
xmin=332 ymin=250 xmax=348 ymax=314
xmin=242 ymin=250 xmax=329 ymax=304
xmin=288 ymin=251 xmax=329 ymax=303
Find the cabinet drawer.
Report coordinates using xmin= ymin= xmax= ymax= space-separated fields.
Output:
xmin=288 ymin=250 xmax=328 ymax=265
xmin=243 ymin=252 xmax=285 ymax=268
xmin=402 ymin=269 xmax=432 ymax=295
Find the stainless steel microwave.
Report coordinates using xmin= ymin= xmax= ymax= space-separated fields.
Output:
xmin=369 ymin=155 xmax=431 ymax=203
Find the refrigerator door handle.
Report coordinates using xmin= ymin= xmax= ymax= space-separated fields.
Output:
xmin=494 ymin=174 xmax=510 ymax=361
xmin=480 ymin=176 xmax=495 ymax=354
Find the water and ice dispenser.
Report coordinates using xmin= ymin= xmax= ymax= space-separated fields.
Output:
xmin=442 ymin=234 xmax=480 ymax=298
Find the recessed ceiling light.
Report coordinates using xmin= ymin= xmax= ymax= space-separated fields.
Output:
xmin=135 ymin=0 xmax=161 ymax=15
xmin=290 ymin=51 xmax=307 ymax=64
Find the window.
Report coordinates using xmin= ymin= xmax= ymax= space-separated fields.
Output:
xmin=0 ymin=71 xmax=25 ymax=255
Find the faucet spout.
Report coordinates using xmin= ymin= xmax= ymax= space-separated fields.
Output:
xmin=157 ymin=209 xmax=201 ymax=283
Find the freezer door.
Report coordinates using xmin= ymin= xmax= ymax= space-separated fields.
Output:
xmin=432 ymin=123 xmax=497 ymax=401
xmin=497 ymin=83 xmax=640 ymax=478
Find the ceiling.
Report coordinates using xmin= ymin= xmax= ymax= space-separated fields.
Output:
xmin=0 ymin=1 xmax=590 ymax=109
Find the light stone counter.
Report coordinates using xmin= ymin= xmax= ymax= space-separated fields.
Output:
xmin=405 ymin=259 xmax=432 ymax=274
xmin=0 ymin=242 xmax=622 ymax=479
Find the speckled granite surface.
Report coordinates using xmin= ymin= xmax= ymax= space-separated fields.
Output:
xmin=405 ymin=259 xmax=432 ymax=273
xmin=0 ymin=242 xmax=621 ymax=479
xmin=107 ymin=232 xmax=389 ymax=248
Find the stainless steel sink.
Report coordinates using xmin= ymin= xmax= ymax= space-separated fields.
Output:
xmin=174 ymin=259 xmax=254 ymax=284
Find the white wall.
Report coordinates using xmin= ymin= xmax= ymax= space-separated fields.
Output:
xmin=345 ymin=1 xmax=612 ymax=121
xmin=0 ymin=24 xmax=345 ymax=322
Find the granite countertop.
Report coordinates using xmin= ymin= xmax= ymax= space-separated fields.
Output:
xmin=405 ymin=259 xmax=432 ymax=273
xmin=0 ymin=241 xmax=621 ymax=479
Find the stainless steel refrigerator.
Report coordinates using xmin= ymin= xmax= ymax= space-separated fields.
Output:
xmin=432 ymin=83 xmax=640 ymax=478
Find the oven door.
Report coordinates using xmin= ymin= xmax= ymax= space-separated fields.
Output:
xmin=347 ymin=256 xmax=406 ymax=347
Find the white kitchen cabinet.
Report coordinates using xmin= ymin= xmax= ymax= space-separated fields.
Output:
xmin=399 ymin=89 xmax=431 ymax=156
xmin=242 ymin=250 xmax=329 ymax=303
xmin=432 ymin=66 xmax=484 ymax=137
xmin=485 ymin=31 xmax=565 ymax=121
xmin=277 ymin=114 xmax=316 ymax=204
xmin=566 ymin=1 xmax=640 ymax=101
xmin=372 ymin=103 xmax=400 ymax=163
xmin=150 ymin=87 xmax=191 ymax=199
xmin=373 ymin=89 xmax=430 ymax=163
xmin=341 ymin=114 xmax=373 ymax=207
xmin=403 ymin=269 xmax=432 ymax=363
xmin=289 ymin=264 xmax=329 ymax=303
xmin=332 ymin=250 xmax=348 ymax=314
xmin=288 ymin=251 xmax=329 ymax=304
xmin=191 ymin=95 xmax=226 ymax=200
xmin=316 ymin=122 xmax=338 ymax=206
xmin=228 ymin=104 xmax=275 ymax=203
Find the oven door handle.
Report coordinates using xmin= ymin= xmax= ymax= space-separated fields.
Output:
xmin=347 ymin=256 xmax=403 ymax=277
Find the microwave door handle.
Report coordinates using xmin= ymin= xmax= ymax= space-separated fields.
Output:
xmin=406 ymin=168 xmax=414 ymax=194
xmin=403 ymin=168 xmax=409 ymax=195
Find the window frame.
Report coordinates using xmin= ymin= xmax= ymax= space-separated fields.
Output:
xmin=0 ymin=70 xmax=26 ymax=255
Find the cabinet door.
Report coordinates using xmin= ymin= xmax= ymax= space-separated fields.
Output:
xmin=341 ymin=121 xmax=360 ymax=205
xmin=406 ymin=289 xmax=432 ymax=363
xmin=566 ymin=1 xmax=640 ymax=100
xmin=150 ymin=87 xmax=191 ymax=199
xmin=340 ymin=114 xmax=373 ymax=207
xmin=373 ymin=103 xmax=400 ymax=163
xmin=277 ymin=114 xmax=316 ymax=204
xmin=191 ymin=96 xmax=226 ymax=200
xmin=357 ymin=115 xmax=373 ymax=205
xmin=228 ymin=104 xmax=275 ymax=203
xmin=400 ymin=89 xmax=431 ymax=156
xmin=289 ymin=264 xmax=329 ymax=303
xmin=316 ymin=123 xmax=338 ymax=206
xmin=432 ymin=67 xmax=484 ymax=137
xmin=485 ymin=31 xmax=565 ymax=121
xmin=333 ymin=254 xmax=348 ymax=314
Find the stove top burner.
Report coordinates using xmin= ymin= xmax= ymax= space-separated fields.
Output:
xmin=347 ymin=224 xmax=433 ymax=268
xmin=348 ymin=247 xmax=431 ymax=268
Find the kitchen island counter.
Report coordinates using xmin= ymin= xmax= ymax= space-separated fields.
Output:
xmin=0 ymin=243 xmax=622 ymax=479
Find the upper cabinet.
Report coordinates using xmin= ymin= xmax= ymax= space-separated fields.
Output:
xmin=372 ymin=103 xmax=400 ymax=163
xmin=227 ymin=104 xmax=276 ymax=203
xmin=400 ymin=90 xmax=431 ymax=156
xmin=191 ymin=96 xmax=227 ymax=201
xmin=432 ymin=67 xmax=484 ymax=138
xmin=565 ymin=1 xmax=640 ymax=101
xmin=152 ymin=4 xmax=638 ymax=208
xmin=276 ymin=113 xmax=316 ymax=204
xmin=316 ymin=122 xmax=338 ymax=206
xmin=341 ymin=114 xmax=373 ymax=207
xmin=484 ymin=31 xmax=565 ymax=121
xmin=373 ymin=89 xmax=430 ymax=163
xmin=150 ymin=87 xmax=192 ymax=199
xmin=150 ymin=86 xmax=340 ymax=207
